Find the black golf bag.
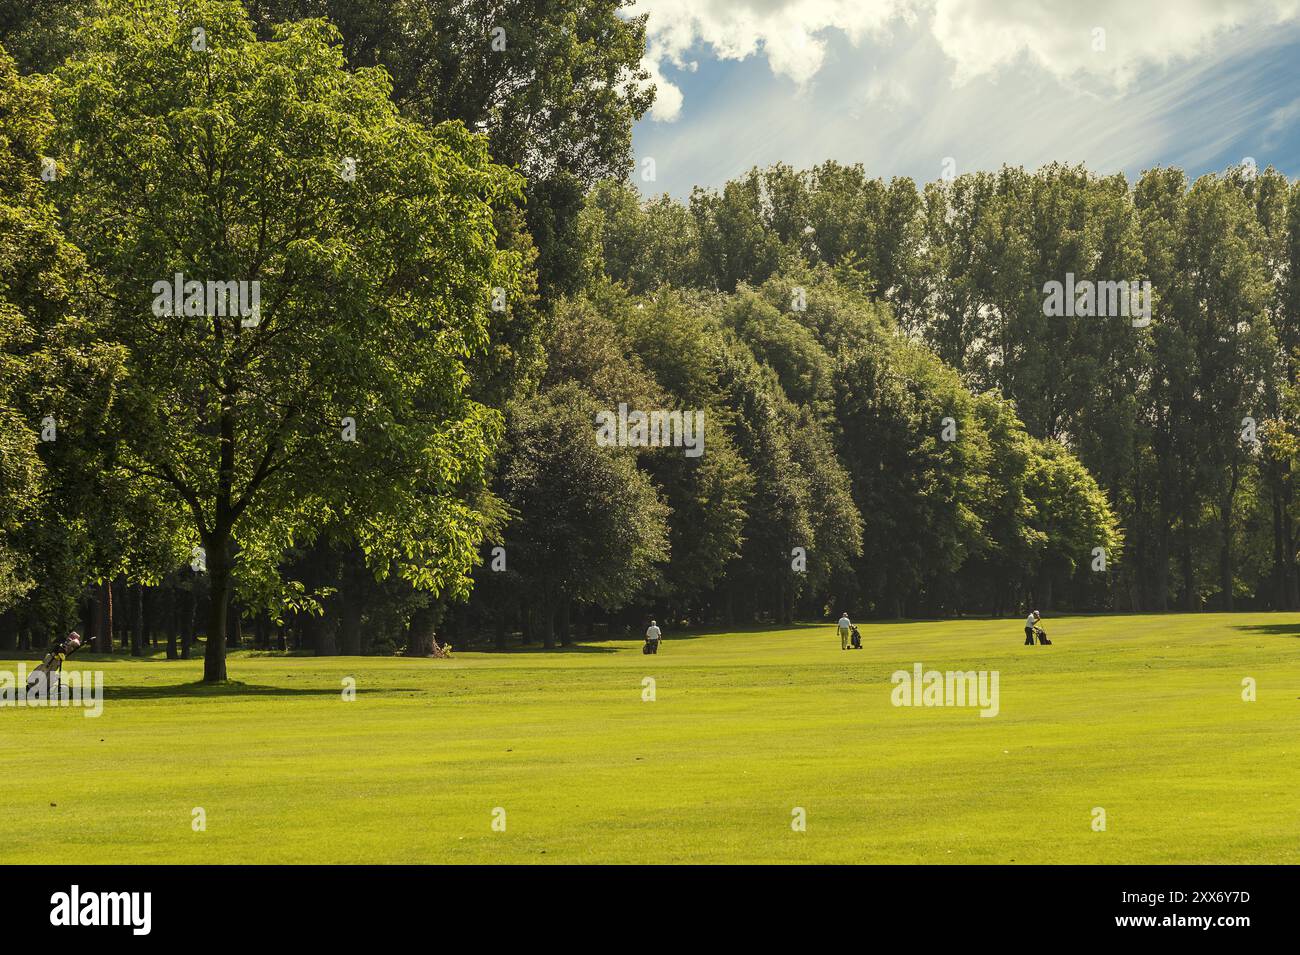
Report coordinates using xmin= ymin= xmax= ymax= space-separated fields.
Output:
xmin=1035 ymin=627 xmax=1051 ymax=645
xmin=849 ymin=626 xmax=862 ymax=649
xmin=643 ymin=639 xmax=657 ymax=655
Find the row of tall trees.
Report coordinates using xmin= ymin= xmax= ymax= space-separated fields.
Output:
xmin=457 ymin=265 xmax=1119 ymax=646
xmin=578 ymin=160 xmax=1300 ymax=613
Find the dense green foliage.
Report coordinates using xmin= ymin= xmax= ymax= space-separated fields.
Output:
xmin=2 ymin=0 xmax=1298 ymax=672
xmin=568 ymin=162 xmax=1300 ymax=622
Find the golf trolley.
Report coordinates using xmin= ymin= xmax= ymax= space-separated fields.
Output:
xmin=25 ymin=631 xmax=88 ymax=697
xmin=1024 ymin=626 xmax=1051 ymax=646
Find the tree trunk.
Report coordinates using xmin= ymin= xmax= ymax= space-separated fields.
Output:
xmin=1219 ymin=542 xmax=1234 ymax=611
xmin=147 ymin=585 xmax=158 ymax=647
xmin=94 ymin=580 xmax=112 ymax=653
xmin=181 ymin=587 xmax=195 ymax=660
xmin=81 ymin=595 xmax=93 ymax=647
xmin=167 ymin=590 xmax=180 ymax=660
xmin=227 ymin=600 xmax=242 ymax=650
xmin=311 ymin=610 xmax=338 ymax=656
xmin=541 ymin=592 xmax=556 ymax=650
xmin=204 ymin=539 xmax=230 ymax=682
xmin=131 ymin=583 xmax=145 ymax=657
xmin=1154 ymin=522 xmax=1169 ymax=612
xmin=1275 ymin=491 xmax=1299 ymax=609
xmin=116 ymin=579 xmax=129 ymax=651
xmin=1220 ymin=458 xmax=1240 ymax=610
xmin=339 ymin=598 xmax=363 ymax=655
xmin=557 ymin=599 xmax=571 ymax=647
xmin=406 ymin=604 xmax=435 ymax=657
xmin=1287 ymin=510 xmax=1300 ymax=610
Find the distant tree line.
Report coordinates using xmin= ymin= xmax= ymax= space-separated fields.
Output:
xmin=573 ymin=160 xmax=1297 ymax=618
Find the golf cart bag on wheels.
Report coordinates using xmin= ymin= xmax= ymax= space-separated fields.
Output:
xmin=849 ymin=625 xmax=862 ymax=649
xmin=1035 ymin=626 xmax=1051 ymax=646
xmin=25 ymin=631 xmax=87 ymax=695
xmin=643 ymin=639 xmax=658 ymax=654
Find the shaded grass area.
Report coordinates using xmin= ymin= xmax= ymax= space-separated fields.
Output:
xmin=1 ymin=612 xmax=1297 ymax=863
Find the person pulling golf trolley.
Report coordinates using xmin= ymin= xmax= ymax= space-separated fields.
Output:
xmin=643 ymin=620 xmax=662 ymax=654
xmin=1023 ymin=610 xmax=1051 ymax=646
xmin=836 ymin=612 xmax=862 ymax=650
xmin=25 ymin=630 xmax=89 ymax=695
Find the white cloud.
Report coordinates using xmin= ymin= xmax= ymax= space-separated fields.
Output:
xmin=642 ymin=56 xmax=685 ymax=121
xmin=930 ymin=0 xmax=1300 ymax=90
xmin=630 ymin=0 xmax=905 ymax=93
xmin=864 ymin=74 xmax=914 ymax=110
xmin=631 ymin=0 xmax=1300 ymax=113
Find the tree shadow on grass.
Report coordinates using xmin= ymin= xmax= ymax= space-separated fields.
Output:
xmin=1232 ymin=623 xmax=1300 ymax=638
xmin=478 ymin=624 xmax=825 ymax=650
xmin=101 ymin=681 xmax=347 ymax=701
xmin=595 ymin=622 xmax=833 ymax=644
xmin=464 ymin=641 xmax=621 ymax=654
xmin=0 ymin=650 xmax=183 ymax=664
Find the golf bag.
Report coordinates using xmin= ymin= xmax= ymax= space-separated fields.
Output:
xmin=1035 ymin=627 xmax=1051 ymax=646
xmin=643 ymin=639 xmax=658 ymax=655
xmin=25 ymin=631 xmax=87 ymax=695
xmin=849 ymin=626 xmax=862 ymax=649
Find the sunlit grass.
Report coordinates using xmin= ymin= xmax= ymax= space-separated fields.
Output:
xmin=1 ymin=612 xmax=1297 ymax=863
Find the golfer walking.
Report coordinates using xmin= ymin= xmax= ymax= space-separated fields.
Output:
xmin=645 ymin=619 xmax=662 ymax=654
xmin=837 ymin=611 xmax=852 ymax=650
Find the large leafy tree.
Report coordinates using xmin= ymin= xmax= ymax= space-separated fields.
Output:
xmin=602 ymin=287 xmax=754 ymax=617
xmin=500 ymin=382 xmax=670 ymax=648
xmin=246 ymin=0 xmax=649 ymax=182
xmin=0 ymin=45 xmax=51 ymax=614
xmin=3 ymin=1 xmax=652 ymax=298
xmin=1136 ymin=170 xmax=1273 ymax=609
xmin=0 ymin=61 xmax=46 ymax=613
xmin=1 ymin=42 xmax=134 ymax=644
xmin=50 ymin=0 xmax=524 ymax=679
xmin=244 ymin=0 xmax=653 ymax=296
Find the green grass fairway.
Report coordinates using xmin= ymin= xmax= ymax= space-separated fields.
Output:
xmin=2 ymin=612 xmax=1298 ymax=864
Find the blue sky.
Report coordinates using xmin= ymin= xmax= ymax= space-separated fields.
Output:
xmin=628 ymin=0 xmax=1300 ymax=199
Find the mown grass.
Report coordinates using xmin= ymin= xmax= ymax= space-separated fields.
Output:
xmin=1 ymin=612 xmax=1297 ymax=863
